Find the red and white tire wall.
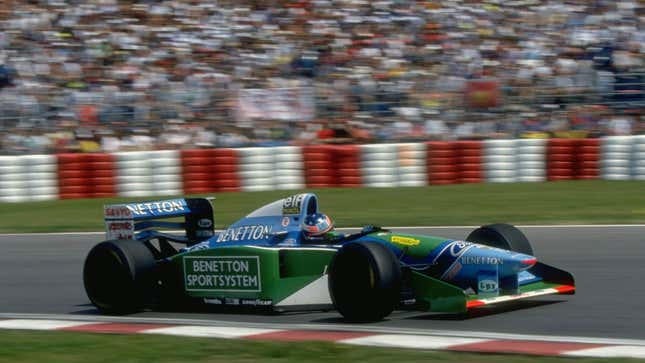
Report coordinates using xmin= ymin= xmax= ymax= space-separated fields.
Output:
xmin=0 ymin=136 xmax=644 ymax=202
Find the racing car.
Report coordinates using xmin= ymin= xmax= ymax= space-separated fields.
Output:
xmin=84 ymin=193 xmax=575 ymax=322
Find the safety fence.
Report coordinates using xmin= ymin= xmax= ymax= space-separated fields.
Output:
xmin=1 ymin=136 xmax=644 ymax=202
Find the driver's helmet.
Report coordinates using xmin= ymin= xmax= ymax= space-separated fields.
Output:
xmin=302 ymin=213 xmax=334 ymax=237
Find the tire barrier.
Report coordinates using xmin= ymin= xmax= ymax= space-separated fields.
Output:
xmin=483 ymin=139 xmax=548 ymax=183
xmin=427 ymin=141 xmax=458 ymax=185
xmin=115 ymin=150 xmax=182 ymax=197
xmin=360 ymin=144 xmax=398 ymax=188
xmin=360 ymin=144 xmax=426 ymax=187
xmin=58 ymin=153 xmax=117 ymax=199
xmin=396 ymin=143 xmax=427 ymax=187
xmin=455 ymin=140 xmax=484 ymax=184
xmin=547 ymin=139 xmax=577 ymax=181
xmin=517 ymin=138 xmax=547 ymax=182
xmin=182 ymin=149 xmax=216 ymax=194
xmin=336 ymin=145 xmax=362 ymax=187
xmin=238 ymin=146 xmax=304 ymax=191
xmin=600 ymin=136 xmax=633 ymax=181
xmin=303 ymin=145 xmax=362 ymax=188
xmin=181 ymin=148 xmax=241 ymax=193
xmin=484 ymin=139 xmax=518 ymax=183
xmin=303 ymin=145 xmax=336 ymax=188
xmin=632 ymin=135 xmax=645 ymax=181
xmin=0 ymin=155 xmax=58 ymax=202
xmin=3 ymin=138 xmax=645 ymax=203
xmin=576 ymin=139 xmax=600 ymax=180
xmin=214 ymin=148 xmax=241 ymax=192
xmin=547 ymin=139 xmax=602 ymax=181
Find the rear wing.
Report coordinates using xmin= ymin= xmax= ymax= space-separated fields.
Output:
xmin=104 ymin=198 xmax=214 ymax=244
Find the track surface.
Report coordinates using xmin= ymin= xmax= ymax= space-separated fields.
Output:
xmin=1 ymin=226 xmax=642 ymax=340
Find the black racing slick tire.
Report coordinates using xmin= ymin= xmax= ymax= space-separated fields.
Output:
xmin=83 ymin=239 xmax=157 ymax=314
xmin=466 ymin=223 xmax=534 ymax=256
xmin=328 ymin=242 xmax=401 ymax=322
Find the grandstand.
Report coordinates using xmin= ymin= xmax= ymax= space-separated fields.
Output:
xmin=0 ymin=0 xmax=643 ymax=154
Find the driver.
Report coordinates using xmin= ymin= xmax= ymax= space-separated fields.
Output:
xmin=301 ymin=213 xmax=342 ymax=243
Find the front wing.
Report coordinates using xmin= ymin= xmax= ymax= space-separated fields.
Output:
xmin=409 ymin=262 xmax=575 ymax=313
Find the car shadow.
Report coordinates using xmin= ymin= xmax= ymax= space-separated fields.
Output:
xmin=309 ymin=300 xmax=565 ymax=324
xmin=407 ymin=299 xmax=564 ymax=321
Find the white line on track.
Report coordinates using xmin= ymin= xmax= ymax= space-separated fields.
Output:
xmin=2 ymin=224 xmax=645 ymax=237
xmin=1 ymin=313 xmax=645 ymax=347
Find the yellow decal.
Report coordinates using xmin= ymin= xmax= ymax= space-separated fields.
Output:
xmin=391 ymin=236 xmax=420 ymax=246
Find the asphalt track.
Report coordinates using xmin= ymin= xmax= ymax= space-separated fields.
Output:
xmin=1 ymin=226 xmax=643 ymax=340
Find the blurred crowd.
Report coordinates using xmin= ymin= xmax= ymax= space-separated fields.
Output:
xmin=0 ymin=0 xmax=644 ymax=154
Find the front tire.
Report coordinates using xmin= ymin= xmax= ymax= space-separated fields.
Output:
xmin=83 ymin=239 xmax=157 ymax=314
xmin=328 ymin=242 xmax=401 ymax=322
xmin=466 ymin=223 xmax=534 ymax=255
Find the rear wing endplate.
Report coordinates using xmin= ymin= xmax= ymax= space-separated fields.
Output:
xmin=104 ymin=198 xmax=214 ymax=244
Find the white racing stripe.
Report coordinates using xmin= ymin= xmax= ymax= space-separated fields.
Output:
xmin=342 ymin=334 xmax=490 ymax=349
xmin=143 ymin=325 xmax=278 ymax=339
xmin=564 ymin=346 xmax=645 ymax=359
xmin=467 ymin=287 xmax=570 ymax=307
xmin=0 ymin=319 xmax=94 ymax=330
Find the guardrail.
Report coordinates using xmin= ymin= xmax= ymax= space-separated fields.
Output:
xmin=1 ymin=136 xmax=644 ymax=202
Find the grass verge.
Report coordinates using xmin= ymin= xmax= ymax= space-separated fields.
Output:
xmin=0 ymin=330 xmax=641 ymax=363
xmin=1 ymin=180 xmax=644 ymax=233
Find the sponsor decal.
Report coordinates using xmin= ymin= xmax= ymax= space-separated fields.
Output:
xmin=198 ymin=218 xmax=213 ymax=228
xmin=216 ymin=224 xmax=273 ymax=242
xmin=184 ymin=256 xmax=261 ymax=292
xmin=390 ymin=235 xmax=420 ymax=246
xmin=282 ymin=194 xmax=305 ymax=215
xmin=447 ymin=241 xmax=471 ymax=258
xmin=105 ymin=220 xmax=134 ymax=240
xmin=108 ymin=221 xmax=132 ymax=231
xmin=104 ymin=205 xmax=132 ymax=219
xmin=125 ymin=199 xmax=187 ymax=217
xmin=477 ymin=270 xmax=499 ymax=295
xmin=460 ymin=256 xmax=503 ymax=265
xmin=430 ymin=240 xmax=473 ymax=263
xmin=281 ymin=217 xmax=290 ymax=227
xmin=478 ymin=279 xmax=498 ymax=293
xmin=204 ymin=298 xmax=272 ymax=306
xmin=241 ymin=299 xmax=273 ymax=306
xmin=430 ymin=240 xmax=474 ymax=281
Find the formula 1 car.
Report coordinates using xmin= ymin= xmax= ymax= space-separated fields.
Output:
xmin=84 ymin=193 xmax=575 ymax=322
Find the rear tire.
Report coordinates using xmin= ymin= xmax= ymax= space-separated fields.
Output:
xmin=83 ymin=239 xmax=157 ymax=314
xmin=466 ymin=223 xmax=534 ymax=255
xmin=328 ymin=242 xmax=401 ymax=322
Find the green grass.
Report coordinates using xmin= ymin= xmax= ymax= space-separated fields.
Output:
xmin=1 ymin=181 xmax=645 ymax=233
xmin=0 ymin=330 xmax=641 ymax=363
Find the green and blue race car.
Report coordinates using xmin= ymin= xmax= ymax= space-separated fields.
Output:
xmin=84 ymin=193 xmax=574 ymax=322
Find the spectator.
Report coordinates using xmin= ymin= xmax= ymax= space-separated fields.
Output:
xmin=0 ymin=0 xmax=643 ymax=154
